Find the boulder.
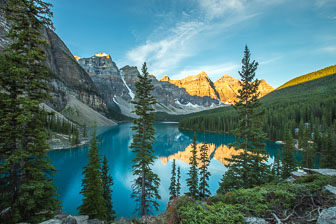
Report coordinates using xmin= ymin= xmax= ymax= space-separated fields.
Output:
xmin=290 ymin=170 xmax=308 ymax=178
xmin=244 ymin=217 xmax=269 ymax=224
xmin=323 ymin=185 xmax=336 ymax=197
xmin=317 ymin=207 xmax=336 ymax=224
xmin=304 ymin=168 xmax=336 ymax=176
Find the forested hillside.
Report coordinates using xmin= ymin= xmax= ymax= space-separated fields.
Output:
xmin=277 ymin=65 xmax=336 ymax=90
xmin=179 ymin=72 xmax=336 ymax=141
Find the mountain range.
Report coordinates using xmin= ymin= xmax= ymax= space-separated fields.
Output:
xmin=0 ymin=8 xmax=274 ymax=125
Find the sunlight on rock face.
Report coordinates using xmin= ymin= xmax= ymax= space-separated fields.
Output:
xmin=159 ymin=143 xmax=216 ymax=166
xmin=95 ymin=52 xmax=110 ymax=58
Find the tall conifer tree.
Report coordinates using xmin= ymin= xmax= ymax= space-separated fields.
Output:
xmin=78 ymin=127 xmax=106 ymax=220
xmin=176 ymin=166 xmax=181 ymax=197
xmin=130 ymin=62 xmax=160 ymax=216
xmin=0 ymin=0 xmax=59 ymax=222
xmin=301 ymin=127 xmax=315 ymax=168
xmin=102 ymin=156 xmax=116 ymax=222
xmin=186 ymin=132 xmax=199 ymax=199
xmin=199 ymin=143 xmax=211 ymax=201
xmin=281 ymin=129 xmax=297 ymax=179
xmin=320 ymin=130 xmax=336 ymax=168
xmin=218 ymin=46 xmax=271 ymax=193
xmin=169 ymin=159 xmax=177 ymax=200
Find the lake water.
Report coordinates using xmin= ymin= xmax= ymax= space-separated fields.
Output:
xmin=48 ymin=122 xmax=290 ymax=218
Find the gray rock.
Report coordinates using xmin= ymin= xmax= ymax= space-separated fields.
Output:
xmin=140 ymin=216 xmax=162 ymax=224
xmin=285 ymin=176 xmax=296 ymax=182
xmin=304 ymin=168 xmax=336 ymax=176
xmin=40 ymin=219 xmax=62 ymax=224
xmin=324 ymin=185 xmax=336 ymax=197
xmin=317 ymin=207 xmax=336 ymax=224
xmin=291 ymin=170 xmax=308 ymax=178
xmin=244 ymin=217 xmax=269 ymax=224
xmin=63 ymin=216 xmax=78 ymax=224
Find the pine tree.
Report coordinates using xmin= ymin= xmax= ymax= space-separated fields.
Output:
xmin=83 ymin=123 xmax=88 ymax=138
xmin=281 ymin=129 xmax=297 ymax=179
xmin=199 ymin=142 xmax=211 ymax=201
xmin=176 ymin=166 xmax=181 ymax=197
xmin=0 ymin=0 xmax=59 ymax=222
xmin=301 ymin=127 xmax=315 ymax=168
xmin=218 ymin=46 xmax=271 ymax=193
xmin=78 ymin=127 xmax=106 ymax=220
xmin=130 ymin=62 xmax=161 ymax=216
xmin=186 ymin=132 xmax=199 ymax=199
xmin=169 ymin=159 xmax=177 ymax=200
xmin=273 ymin=150 xmax=281 ymax=178
xmin=320 ymin=130 xmax=336 ymax=168
xmin=102 ymin=156 xmax=116 ymax=222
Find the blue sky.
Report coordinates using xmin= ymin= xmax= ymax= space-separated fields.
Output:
xmin=49 ymin=0 xmax=336 ymax=88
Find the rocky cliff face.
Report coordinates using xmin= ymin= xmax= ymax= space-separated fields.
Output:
xmin=0 ymin=5 xmax=114 ymax=126
xmin=161 ymin=72 xmax=220 ymax=100
xmin=163 ymin=73 xmax=274 ymax=104
xmin=77 ymin=54 xmax=222 ymax=117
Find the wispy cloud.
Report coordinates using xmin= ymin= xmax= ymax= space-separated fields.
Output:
xmin=125 ymin=0 xmax=286 ymax=78
xmin=126 ymin=21 xmax=204 ymax=75
xmin=171 ymin=63 xmax=240 ymax=81
xmin=319 ymin=46 xmax=336 ymax=54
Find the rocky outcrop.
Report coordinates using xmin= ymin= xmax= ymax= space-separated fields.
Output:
xmin=214 ymin=75 xmax=274 ymax=104
xmin=214 ymin=74 xmax=241 ymax=104
xmin=161 ymin=72 xmax=220 ymax=100
xmin=317 ymin=207 xmax=336 ymax=224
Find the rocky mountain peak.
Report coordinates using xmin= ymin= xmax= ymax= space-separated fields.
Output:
xmin=77 ymin=53 xmax=119 ymax=77
xmin=94 ymin=52 xmax=110 ymax=58
xmin=74 ymin=56 xmax=80 ymax=61
xmin=160 ymin=75 xmax=170 ymax=82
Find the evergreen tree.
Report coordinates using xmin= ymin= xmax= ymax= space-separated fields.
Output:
xmin=130 ymin=62 xmax=160 ymax=216
xmin=281 ymin=129 xmax=297 ymax=179
xmin=0 ymin=0 xmax=59 ymax=222
xmin=176 ymin=166 xmax=181 ymax=197
xmin=199 ymin=142 xmax=211 ymax=201
xmin=169 ymin=159 xmax=177 ymax=200
xmin=273 ymin=150 xmax=281 ymax=178
xmin=83 ymin=123 xmax=88 ymax=138
xmin=78 ymin=127 xmax=106 ymax=220
xmin=186 ymin=132 xmax=199 ymax=199
xmin=102 ymin=156 xmax=116 ymax=222
xmin=218 ymin=46 xmax=271 ymax=193
xmin=320 ymin=130 xmax=336 ymax=168
xmin=301 ymin=127 xmax=315 ymax=168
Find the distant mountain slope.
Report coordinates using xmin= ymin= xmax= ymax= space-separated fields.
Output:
xmin=161 ymin=73 xmax=274 ymax=104
xmin=178 ymin=66 xmax=336 ymax=140
xmin=276 ymin=65 xmax=336 ymax=90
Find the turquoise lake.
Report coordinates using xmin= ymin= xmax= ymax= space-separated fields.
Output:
xmin=48 ymin=122 xmax=290 ymax=218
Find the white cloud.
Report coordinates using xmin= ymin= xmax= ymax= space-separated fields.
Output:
xmin=198 ymin=0 xmax=245 ymax=19
xmin=124 ymin=0 xmax=286 ymax=78
xmin=171 ymin=63 xmax=240 ymax=81
xmin=126 ymin=21 xmax=204 ymax=75
xmin=320 ymin=46 xmax=336 ymax=54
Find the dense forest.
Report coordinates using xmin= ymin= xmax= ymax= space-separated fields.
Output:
xmin=179 ymin=72 xmax=336 ymax=142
